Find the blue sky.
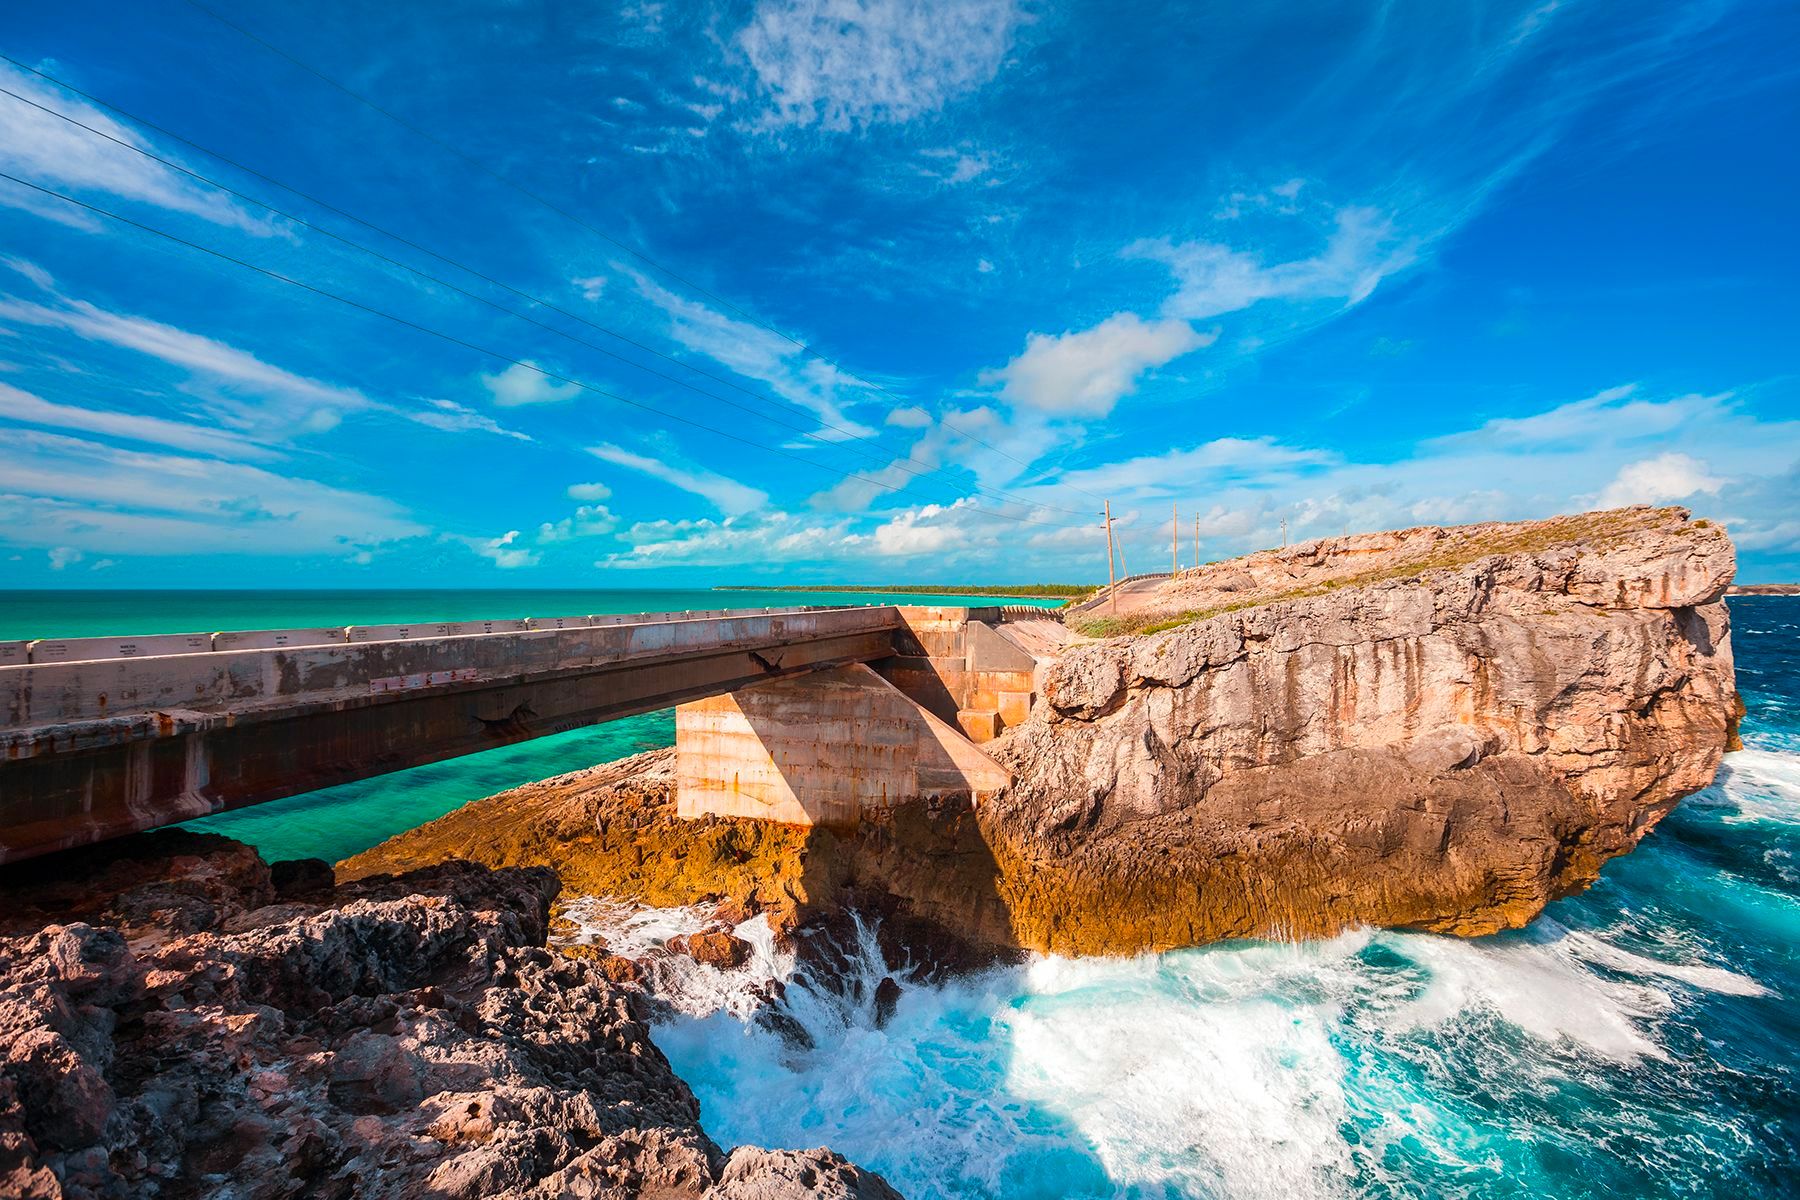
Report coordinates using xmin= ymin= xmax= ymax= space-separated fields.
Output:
xmin=1 ymin=0 xmax=1796 ymax=587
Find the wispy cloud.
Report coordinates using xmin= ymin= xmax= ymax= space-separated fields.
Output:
xmin=0 ymin=429 xmax=424 ymax=556
xmin=408 ymin=398 xmax=533 ymax=441
xmin=0 ymin=381 xmax=278 ymax=459
xmin=0 ymin=289 xmax=370 ymax=433
xmin=1130 ymin=207 xmax=1418 ymax=322
xmin=589 ymin=441 xmax=770 ymax=515
xmin=735 ymin=0 xmax=1021 ymax=130
xmin=628 ymin=270 xmax=879 ymax=438
xmin=0 ymin=61 xmax=265 ymax=232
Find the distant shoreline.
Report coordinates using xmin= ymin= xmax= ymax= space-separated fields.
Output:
xmin=713 ymin=583 xmax=1094 ymax=599
xmin=1728 ymin=584 xmax=1800 ymax=596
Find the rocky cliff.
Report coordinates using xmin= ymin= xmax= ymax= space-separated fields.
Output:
xmin=345 ymin=507 xmax=1738 ymax=958
xmin=0 ymin=832 xmax=899 ymax=1200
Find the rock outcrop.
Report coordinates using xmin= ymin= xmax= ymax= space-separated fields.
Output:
xmin=346 ymin=507 xmax=1739 ymax=959
xmin=0 ymin=832 xmax=899 ymax=1200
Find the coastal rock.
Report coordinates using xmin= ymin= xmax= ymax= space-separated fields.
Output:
xmin=343 ymin=508 xmax=1738 ymax=958
xmin=668 ymin=929 xmax=754 ymax=970
xmin=710 ymin=1147 xmax=904 ymax=1200
xmin=922 ymin=506 xmax=1738 ymax=951
xmin=0 ymin=836 xmax=900 ymax=1200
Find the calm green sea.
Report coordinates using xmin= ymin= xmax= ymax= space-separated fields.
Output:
xmin=0 ymin=587 xmax=1063 ymax=863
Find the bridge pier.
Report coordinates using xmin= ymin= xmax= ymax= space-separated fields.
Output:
xmin=674 ymin=664 xmax=1009 ymax=827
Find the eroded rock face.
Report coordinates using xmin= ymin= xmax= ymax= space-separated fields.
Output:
xmin=939 ymin=506 xmax=1738 ymax=951
xmin=0 ymin=832 xmax=900 ymax=1200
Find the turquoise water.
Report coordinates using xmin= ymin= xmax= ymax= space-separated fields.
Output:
xmin=646 ymin=597 xmax=1800 ymax=1198
xmin=0 ymin=587 xmax=1064 ymax=864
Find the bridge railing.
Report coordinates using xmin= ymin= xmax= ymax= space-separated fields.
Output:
xmin=0 ymin=606 xmax=910 ymax=732
xmin=0 ymin=604 xmax=857 ymax=667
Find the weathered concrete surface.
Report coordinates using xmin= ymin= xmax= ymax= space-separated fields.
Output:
xmin=0 ymin=609 xmax=905 ymax=864
xmin=872 ymin=607 xmax=1038 ymax=743
xmin=676 ymin=664 xmax=1009 ymax=826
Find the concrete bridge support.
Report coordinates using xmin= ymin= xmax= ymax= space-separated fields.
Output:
xmin=674 ymin=664 xmax=1010 ymax=826
xmin=674 ymin=607 xmax=1051 ymax=826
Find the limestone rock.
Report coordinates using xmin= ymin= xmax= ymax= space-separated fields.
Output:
xmin=710 ymin=1147 xmax=904 ymax=1200
xmin=0 ymin=836 xmax=901 ymax=1199
xmin=668 ymin=930 xmax=753 ymax=970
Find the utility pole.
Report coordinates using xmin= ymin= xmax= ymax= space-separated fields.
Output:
xmin=1103 ymin=501 xmax=1118 ymax=613
xmin=1281 ymin=516 xmax=1288 ymax=548
xmin=1172 ymin=502 xmax=1179 ymax=578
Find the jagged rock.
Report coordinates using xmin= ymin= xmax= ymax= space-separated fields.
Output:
xmin=0 ymin=838 xmax=901 ymax=1199
xmin=879 ymin=506 xmax=1736 ymax=952
xmin=710 ymin=1147 xmax=904 ymax=1199
xmin=871 ymin=978 xmax=902 ymax=1029
xmin=667 ymin=930 xmax=753 ymax=970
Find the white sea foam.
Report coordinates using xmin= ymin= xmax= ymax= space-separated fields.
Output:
xmin=595 ymin=894 xmax=1787 ymax=1200
xmin=554 ymin=895 xmax=792 ymax=1018
xmin=1699 ymin=748 xmax=1800 ymax=825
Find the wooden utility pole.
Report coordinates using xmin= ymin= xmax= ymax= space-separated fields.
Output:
xmin=1171 ymin=503 xmax=1179 ymax=578
xmin=1103 ymin=501 xmax=1118 ymax=613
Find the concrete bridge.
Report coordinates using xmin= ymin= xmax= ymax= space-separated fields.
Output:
xmin=0 ymin=605 xmax=1057 ymax=864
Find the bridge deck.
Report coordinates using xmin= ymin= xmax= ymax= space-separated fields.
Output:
xmin=0 ymin=605 xmax=918 ymax=864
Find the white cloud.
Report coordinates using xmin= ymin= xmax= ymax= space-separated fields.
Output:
xmin=628 ymin=270 xmax=878 ymax=438
xmin=408 ymin=398 xmax=533 ymax=441
xmin=603 ymin=510 xmax=855 ymax=567
xmin=0 ymin=289 xmax=371 ymax=432
xmin=464 ymin=530 xmax=539 ymax=569
xmin=1597 ymin=453 xmax=1726 ymax=508
xmin=1131 ymin=207 xmax=1418 ymax=321
xmin=885 ymin=405 xmax=933 ymax=429
xmin=47 ymin=545 xmax=81 ymax=570
xmin=976 ymin=258 xmax=995 ymax=274
xmin=537 ymin=504 xmax=619 ymax=542
xmin=984 ymin=313 xmax=1211 ymax=417
xmin=1428 ymin=384 xmax=1707 ymax=450
xmin=736 ymin=0 xmax=1021 ymax=130
xmin=0 ymin=429 xmax=424 ymax=556
xmin=0 ymin=61 xmax=265 ymax=232
xmin=0 ymin=381 xmax=277 ymax=459
xmin=573 ymin=275 xmax=607 ymax=300
xmin=481 ymin=362 xmax=582 ymax=407
xmin=869 ymin=501 xmax=968 ymax=554
xmin=567 ymin=481 xmax=613 ymax=501
xmin=589 ymin=442 xmax=769 ymax=515
xmin=1051 ymin=436 xmax=1338 ymax=498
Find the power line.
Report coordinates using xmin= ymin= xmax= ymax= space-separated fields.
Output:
xmin=0 ymin=171 xmax=1090 ymax=533
xmin=178 ymin=0 xmax=1107 ymax=498
xmin=0 ymin=77 xmax=1090 ymax=521
xmin=0 ymin=62 xmax=1094 ymax=520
